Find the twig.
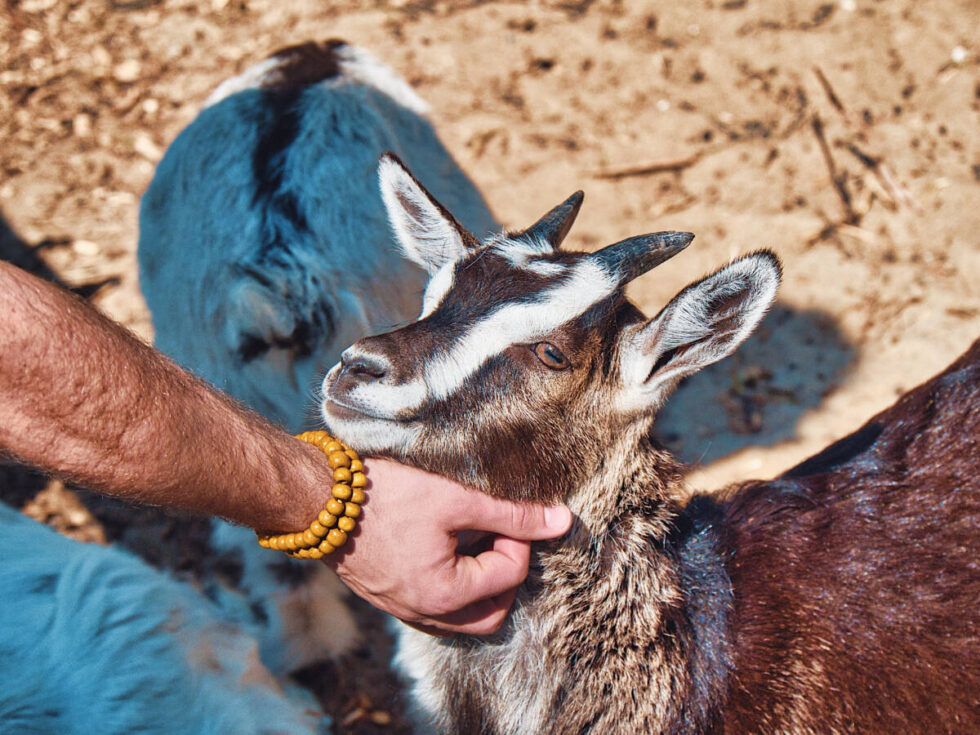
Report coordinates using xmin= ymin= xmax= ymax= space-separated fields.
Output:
xmin=813 ymin=67 xmax=847 ymax=119
xmin=811 ymin=115 xmax=858 ymax=225
xmin=594 ymin=152 xmax=702 ymax=180
xmin=844 ymin=142 xmax=920 ymax=211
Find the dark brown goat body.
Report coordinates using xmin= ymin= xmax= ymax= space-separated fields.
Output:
xmin=720 ymin=338 xmax=980 ymax=732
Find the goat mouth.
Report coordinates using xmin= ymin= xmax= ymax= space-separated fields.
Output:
xmin=321 ymin=395 xmax=413 ymax=424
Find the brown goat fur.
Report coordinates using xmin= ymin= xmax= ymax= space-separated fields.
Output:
xmin=720 ymin=338 xmax=980 ymax=732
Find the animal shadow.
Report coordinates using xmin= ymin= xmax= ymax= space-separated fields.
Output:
xmin=655 ymin=303 xmax=855 ymax=467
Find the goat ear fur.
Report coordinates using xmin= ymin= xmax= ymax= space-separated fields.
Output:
xmin=618 ymin=251 xmax=781 ymax=410
xmin=378 ymin=153 xmax=478 ymax=274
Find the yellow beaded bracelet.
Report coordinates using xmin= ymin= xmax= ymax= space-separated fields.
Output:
xmin=256 ymin=431 xmax=365 ymax=559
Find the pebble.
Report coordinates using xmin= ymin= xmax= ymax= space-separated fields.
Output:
xmin=134 ymin=132 xmax=163 ymax=161
xmin=73 ymin=113 xmax=92 ymax=138
xmin=73 ymin=240 xmax=100 ymax=256
xmin=113 ymin=58 xmax=142 ymax=83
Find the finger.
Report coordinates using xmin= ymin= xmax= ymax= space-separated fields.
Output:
xmin=407 ymin=587 xmax=518 ymax=637
xmin=448 ymin=536 xmax=531 ymax=605
xmin=451 ymin=493 xmax=572 ymax=540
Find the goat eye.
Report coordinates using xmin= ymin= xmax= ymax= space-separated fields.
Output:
xmin=533 ymin=342 xmax=570 ymax=370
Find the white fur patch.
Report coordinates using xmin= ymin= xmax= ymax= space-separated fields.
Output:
xmin=420 ymin=261 xmax=457 ymax=318
xmin=203 ymin=56 xmax=283 ymax=109
xmin=334 ymin=44 xmax=430 ymax=115
xmin=202 ymin=43 xmax=430 ymax=117
xmin=497 ymin=237 xmax=565 ymax=276
xmin=379 ymin=157 xmax=470 ymax=275
xmin=319 ymin=406 xmax=422 ymax=454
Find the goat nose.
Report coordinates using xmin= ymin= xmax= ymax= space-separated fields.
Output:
xmin=340 ymin=348 xmax=390 ymax=382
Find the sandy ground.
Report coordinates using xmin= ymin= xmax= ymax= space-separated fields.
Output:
xmin=2 ymin=0 xmax=978 ymax=731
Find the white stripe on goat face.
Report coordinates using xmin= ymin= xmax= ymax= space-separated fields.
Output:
xmin=348 ymin=256 xmax=618 ymax=416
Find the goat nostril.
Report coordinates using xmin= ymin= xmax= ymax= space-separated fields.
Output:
xmin=343 ymin=353 xmax=388 ymax=381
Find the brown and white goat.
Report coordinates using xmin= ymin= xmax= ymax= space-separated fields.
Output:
xmin=321 ymin=155 xmax=980 ymax=734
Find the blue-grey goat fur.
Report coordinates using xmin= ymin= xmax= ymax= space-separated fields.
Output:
xmin=0 ymin=502 xmax=329 ymax=734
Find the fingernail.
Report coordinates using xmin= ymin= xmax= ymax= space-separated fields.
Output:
xmin=545 ymin=505 xmax=572 ymax=531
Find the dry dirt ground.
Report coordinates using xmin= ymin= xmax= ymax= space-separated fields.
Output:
xmin=2 ymin=0 xmax=978 ymax=732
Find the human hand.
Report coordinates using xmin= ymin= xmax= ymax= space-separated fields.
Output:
xmin=327 ymin=457 xmax=572 ymax=636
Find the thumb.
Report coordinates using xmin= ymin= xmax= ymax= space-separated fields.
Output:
xmin=452 ymin=492 xmax=572 ymax=540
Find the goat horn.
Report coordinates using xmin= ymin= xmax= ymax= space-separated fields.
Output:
xmin=517 ymin=191 xmax=585 ymax=249
xmin=589 ymin=231 xmax=694 ymax=286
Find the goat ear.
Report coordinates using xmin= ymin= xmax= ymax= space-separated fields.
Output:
xmin=618 ymin=251 xmax=781 ymax=409
xmin=378 ymin=152 xmax=478 ymax=274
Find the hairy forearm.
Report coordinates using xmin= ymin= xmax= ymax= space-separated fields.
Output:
xmin=0 ymin=262 xmax=327 ymax=531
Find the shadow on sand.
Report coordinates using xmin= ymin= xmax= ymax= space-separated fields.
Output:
xmin=655 ymin=303 xmax=855 ymax=468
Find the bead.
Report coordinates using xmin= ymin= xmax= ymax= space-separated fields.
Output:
xmin=259 ymin=432 xmax=365 ymax=557
xmin=328 ymin=452 xmax=351 ymax=469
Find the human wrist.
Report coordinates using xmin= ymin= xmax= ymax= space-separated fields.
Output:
xmin=256 ymin=431 xmax=365 ymax=558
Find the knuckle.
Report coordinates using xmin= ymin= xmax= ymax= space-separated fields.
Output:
xmin=510 ymin=503 xmax=532 ymax=530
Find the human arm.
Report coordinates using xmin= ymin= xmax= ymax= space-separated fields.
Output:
xmin=0 ymin=261 xmax=571 ymax=632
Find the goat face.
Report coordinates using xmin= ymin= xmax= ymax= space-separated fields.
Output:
xmin=320 ymin=154 xmax=781 ymax=502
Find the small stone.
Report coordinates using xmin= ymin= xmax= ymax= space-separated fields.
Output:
xmin=73 ymin=113 xmax=92 ymax=138
xmin=141 ymin=98 xmax=159 ymax=114
xmin=133 ymin=132 xmax=163 ymax=161
xmin=113 ymin=59 xmax=142 ymax=83
xmin=73 ymin=240 xmax=99 ymax=256
xmin=20 ymin=0 xmax=58 ymax=11
xmin=951 ymin=46 xmax=967 ymax=64
xmin=91 ymin=46 xmax=112 ymax=70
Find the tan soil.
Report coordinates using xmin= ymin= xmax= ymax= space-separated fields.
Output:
xmin=2 ymin=1 xmax=978 ymax=732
